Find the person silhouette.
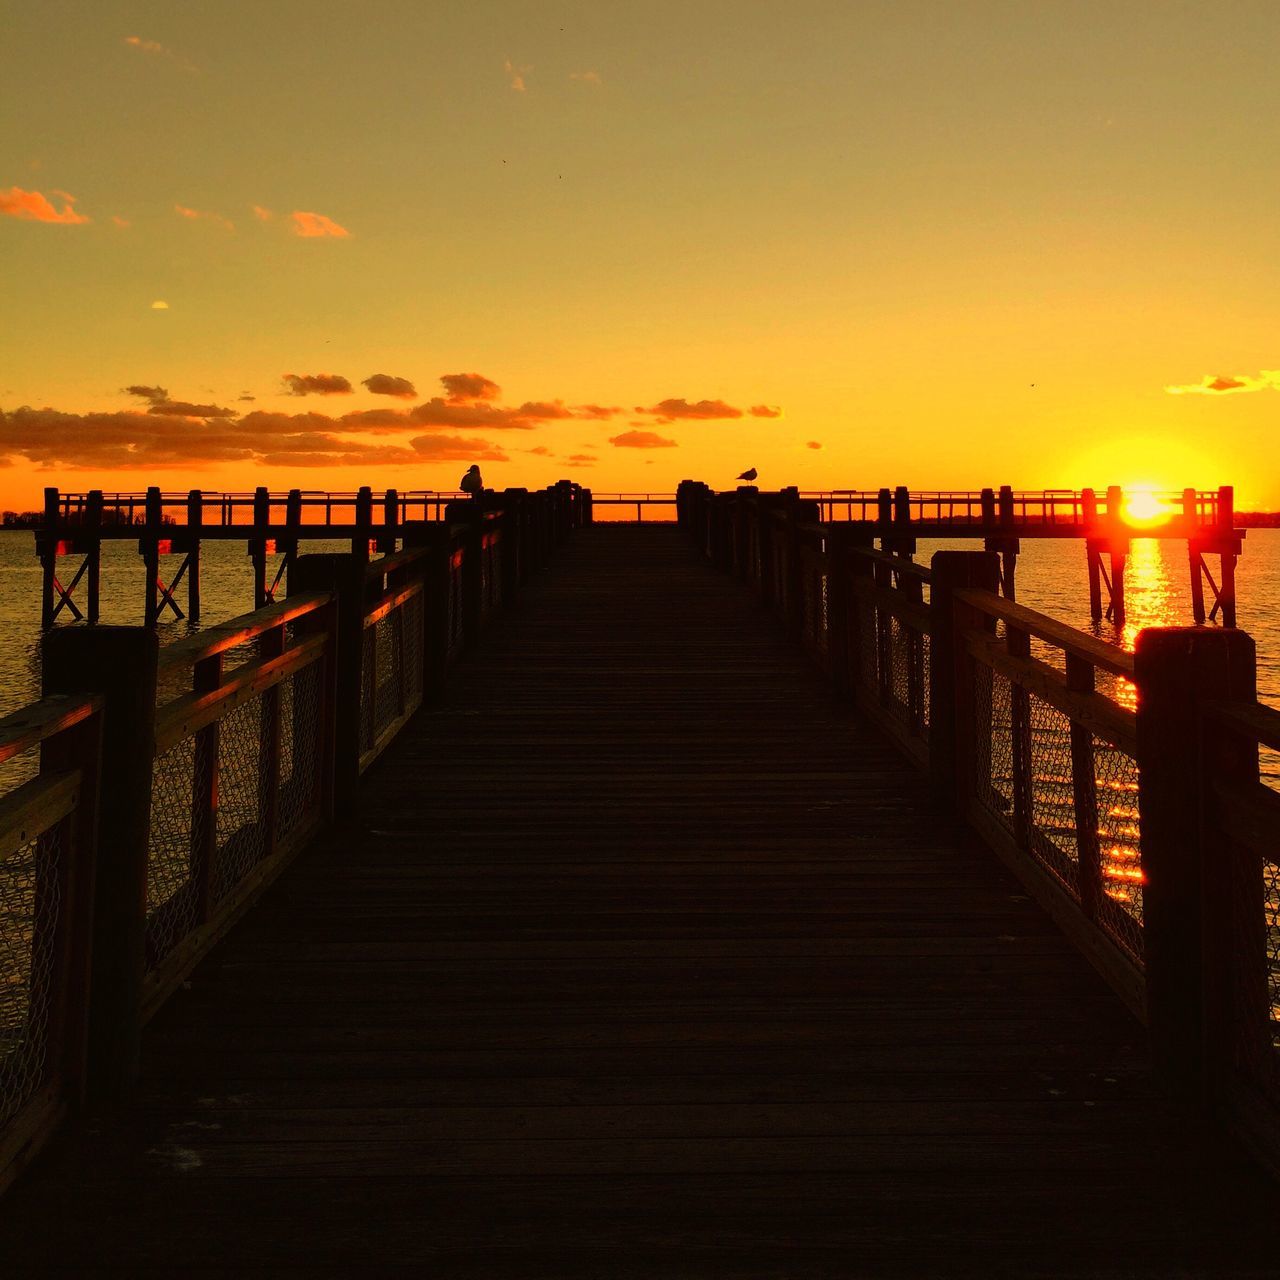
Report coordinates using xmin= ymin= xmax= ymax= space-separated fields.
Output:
xmin=460 ymin=465 xmax=484 ymax=496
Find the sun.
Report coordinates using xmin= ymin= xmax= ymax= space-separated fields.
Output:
xmin=1123 ymin=488 xmax=1166 ymax=527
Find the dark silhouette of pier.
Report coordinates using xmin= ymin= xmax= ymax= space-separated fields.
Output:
xmin=0 ymin=485 xmax=1276 ymax=1274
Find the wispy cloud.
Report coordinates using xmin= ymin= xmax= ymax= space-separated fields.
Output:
xmin=283 ymin=373 xmax=354 ymax=396
xmin=111 ymin=215 xmax=130 ymax=229
xmin=569 ymin=70 xmax=602 ymax=86
xmin=123 ymin=36 xmax=197 ymax=72
xmin=749 ymin=404 xmax=782 ymax=418
xmin=1165 ymin=370 xmax=1280 ymax=395
xmin=290 ymin=210 xmax=350 ymax=238
xmin=636 ymin=398 xmax=743 ymax=422
xmin=150 ymin=300 xmax=169 ymax=310
xmin=175 ymin=203 xmax=234 ymax=231
xmin=0 ymin=186 xmax=90 ymax=225
xmin=363 ymin=373 xmax=417 ymax=398
xmin=806 ymin=440 xmax=822 ymax=450
xmin=504 ymin=57 xmax=531 ymax=92
xmin=252 ymin=205 xmax=273 ymax=221
xmin=609 ymin=429 xmax=677 ymax=448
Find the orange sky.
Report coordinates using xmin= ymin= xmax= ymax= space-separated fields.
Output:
xmin=3 ymin=2 xmax=1279 ymax=509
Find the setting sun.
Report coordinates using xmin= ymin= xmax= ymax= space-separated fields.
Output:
xmin=1123 ymin=489 xmax=1166 ymax=526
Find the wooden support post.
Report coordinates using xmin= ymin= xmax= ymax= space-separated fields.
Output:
xmin=1218 ymin=551 xmax=1238 ymax=628
xmin=380 ymin=488 xmax=399 ymax=555
xmin=581 ymin=488 xmax=594 ymax=525
xmin=1111 ymin=549 xmax=1127 ymax=626
xmin=143 ymin=486 xmax=162 ymax=626
xmin=251 ymin=486 xmax=270 ymax=609
xmin=928 ymin=551 xmax=1000 ymax=803
xmin=42 ymin=627 xmax=158 ymax=1098
xmin=876 ymin=488 xmax=892 ymax=551
xmin=85 ymin=490 xmax=103 ymax=625
xmin=1086 ymin=542 xmax=1104 ymax=622
xmin=980 ymin=487 xmax=996 ymax=533
xmin=824 ymin=526 xmax=851 ymax=699
xmin=1135 ymin=627 xmax=1257 ymax=1099
xmin=186 ymin=490 xmax=202 ymax=622
xmin=40 ymin=487 xmax=59 ymax=631
xmin=498 ymin=489 xmax=527 ymax=595
xmin=353 ymin=486 xmax=373 ymax=560
xmin=289 ymin=553 xmax=367 ymax=816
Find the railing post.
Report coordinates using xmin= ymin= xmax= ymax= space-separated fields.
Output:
xmin=42 ymin=627 xmax=158 ymax=1098
xmin=446 ymin=501 xmax=485 ymax=648
xmin=928 ymin=552 xmax=1000 ymax=803
xmin=403 ymin=522 xmax=453 ymax=702
xmin=1134 ymin=627 xmax=1257 ymax=1099
xmin=289 ymin=553 xmax=367 ymax=815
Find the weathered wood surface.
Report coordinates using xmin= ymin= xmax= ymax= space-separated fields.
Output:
xmin=1 ymin=524 xmax=1275 ymax=1275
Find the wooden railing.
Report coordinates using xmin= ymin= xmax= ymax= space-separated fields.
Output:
xmin=684 ymin=481 xmax=1280 ymax=1175
xmin=0 ymin=481 xmax=589 ymax=1193
xmin=0 ymin=695 xmax=101 ymax=1196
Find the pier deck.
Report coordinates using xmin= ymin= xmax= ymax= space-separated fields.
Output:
xmin=1 ymin=524 xmax=1275 ymax=1275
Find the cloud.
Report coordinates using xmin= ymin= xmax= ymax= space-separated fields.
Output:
xmin=569 ymin=71 xmax=603 ymax=85
xmin=175 ymin=203 xmax=233 ymax=231
xmin=567 ymin=453 xmax=597 ymax=464
xmin=252 ymin=205 xmax=273 ymax=221
xmin=0 ymin=404 xmax=509 ymax=470
xmin=1165 ymin=370 xmax=1280 ymax=395
xmin=504 ymin=57 xmax=531 ymax=91
xmin=290 ymin=210 xmax=350 ymax=238
xmin=749 ymin=404 xmax=782 ymax=418
xmin=609 ymin=429 xmax=677 ymax=448
xmin=149 ymin=399 xmax=236 ymax=418
xmin=806 ymin=440 xmax=822 ymax=450
xmin=238 ymin=393 xmax=256 ymax=402
xmin=362 ymin=373 xmax=417 ymax=398
xmin=525 ymin=446 xmax=553 ymax=456
xmin=636 ymin=398 xmax=743 ymax=422
xmin=150 ymin=300 xmax=169 ymax=310
xmin=441 ymin=372 xmax=501 ymax=402
xmin=283 ymin=372 xmax=353 ymax=396
xmin=0 ymin=186 xmax=90 ymax=225
xmin=572 ymin=403 xmax=622 ymax=419
xmin=124 ymin=384 xmax=168 ymax=402
xmin=123 ymin=35 xmax=197 ymax=72
xmin=111 ymin=215 xmax=130 ymax=228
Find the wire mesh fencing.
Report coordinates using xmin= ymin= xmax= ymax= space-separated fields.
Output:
xmin=358 ymin=583 xmax=426 ymax=772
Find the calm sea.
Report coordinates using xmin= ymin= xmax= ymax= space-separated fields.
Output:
xmin=1 ymin=526 xmax=1278 ymax=712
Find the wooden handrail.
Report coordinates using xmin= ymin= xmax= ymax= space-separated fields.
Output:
xmin=1203 ymin=698 xmax=1280 ymax=752
xmin=155 ymin=591 xmax=332 ymax=670
xmin=0 ymin=694 xmax=102 ymax=766
xmin=847 ymin=545 xmax=933 ymax=583
xmin=953 ymin=588 xmax=1135 ymax=679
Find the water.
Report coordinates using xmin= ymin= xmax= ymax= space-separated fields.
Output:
xmin=1 ymin=526 xmax=1278 ymax=707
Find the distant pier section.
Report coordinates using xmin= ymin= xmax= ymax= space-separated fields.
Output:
xmin=35 ymin=482 xmax=1244 ymax=629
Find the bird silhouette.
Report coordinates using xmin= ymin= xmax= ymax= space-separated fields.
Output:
xmin=460 ymin=464 xmax=484 ymax=496
xmin=737 ymin=467 xmax=758 ymax=482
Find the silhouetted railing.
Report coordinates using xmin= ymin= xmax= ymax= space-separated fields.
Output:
xmin=681 ymin=478 xmax=1279 ymax=1175
xmin=0 ymin=695 xmax=100 ymax=1196
xmin=0 ymin=481 xmax=589 ymax=1192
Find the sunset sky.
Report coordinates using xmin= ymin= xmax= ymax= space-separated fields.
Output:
xmin=3 ymin=2 xmax=1279 ymax=509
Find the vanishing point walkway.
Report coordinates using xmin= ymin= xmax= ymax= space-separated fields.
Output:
xmin=1 ymin=524 xmax=1275 ymax=1275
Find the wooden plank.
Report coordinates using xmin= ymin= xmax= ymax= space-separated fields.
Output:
xmin=0 ymin=694 xmax=101 ymax=767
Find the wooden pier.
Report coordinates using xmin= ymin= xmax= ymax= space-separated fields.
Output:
xmin=1 ymin=482 xmax=1277 ymax=1273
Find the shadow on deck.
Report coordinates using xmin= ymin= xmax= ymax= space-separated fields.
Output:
xmin=1 ymin=524 xmax=1275 ymax=1275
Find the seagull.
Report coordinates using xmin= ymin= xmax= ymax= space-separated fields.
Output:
xmin=737 ymin=467 xmax=758 ymax=482
xmin=460 ymin=465 xmax=484 ymax=496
